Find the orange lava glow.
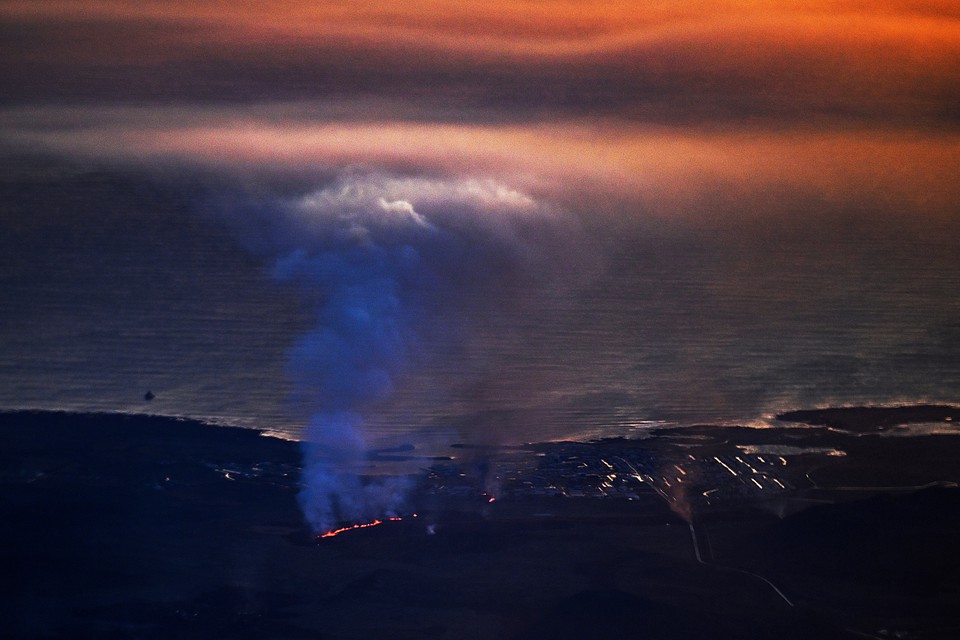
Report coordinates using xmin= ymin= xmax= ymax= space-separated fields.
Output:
xmin=317 ymin=515 xmax=414 ymax=539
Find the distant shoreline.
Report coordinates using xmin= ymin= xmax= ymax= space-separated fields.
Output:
xmin=3 ymin=403 xmax=960 ymax=447
xmin=776 ymin=404 xmax=960 ymax=432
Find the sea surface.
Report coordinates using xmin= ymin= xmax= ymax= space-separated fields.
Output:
xmin=2 ymin=161 xmax=959 ymax=447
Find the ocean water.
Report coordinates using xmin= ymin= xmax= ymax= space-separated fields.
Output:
xmin=2 ymin=162 xmax=959 ymax=446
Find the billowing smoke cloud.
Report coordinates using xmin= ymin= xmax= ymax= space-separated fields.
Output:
xmin=275 ymin=240 xmax=419 ymax=532
xmin=235 ymin=172 xmax=571 ymax=532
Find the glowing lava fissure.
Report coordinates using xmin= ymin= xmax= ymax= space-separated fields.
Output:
xmin=317 ymin=514 xmax=417 ymax=539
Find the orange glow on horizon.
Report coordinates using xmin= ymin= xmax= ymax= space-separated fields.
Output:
xmin=4 ymin=1 xmax=959 ymax=61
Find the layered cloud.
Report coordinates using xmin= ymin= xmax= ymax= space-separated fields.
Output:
xmin=3 ymin=1 xmax=959 ymax=127
xmin=4 ymin=1 xmax=958 ymax=223
xmin=3 ymin=106 xmax=959 ymax=232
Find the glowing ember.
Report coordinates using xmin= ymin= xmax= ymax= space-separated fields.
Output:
xmin=317 ymin=514 xmax=415 ymax=539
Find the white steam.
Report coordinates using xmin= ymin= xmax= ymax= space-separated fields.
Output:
xmin=269 ymin=171 xmax=565 ymax=533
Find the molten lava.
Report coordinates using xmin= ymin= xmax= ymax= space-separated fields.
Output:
xmin=317 ymin=514 xmax=416 ymax=539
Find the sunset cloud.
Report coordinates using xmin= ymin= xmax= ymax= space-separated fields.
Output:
xmin=3 ymin=106 xmax=958 ymax=231
xmin=1 ymin=1 xmax=958 ymax=254
xmin=2 ymin=1 xmax=958 ymax=128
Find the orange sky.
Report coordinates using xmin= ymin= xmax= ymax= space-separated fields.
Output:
xmin=4 ymin=1 xmax=960 ymax=60
xmin=4 ymin=2 xmax=957 ymax=104
xmin=2 ymin=1 xmax=958 ymax=225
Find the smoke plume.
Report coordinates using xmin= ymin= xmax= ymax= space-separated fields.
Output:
xmin=240 ymin=172 xmax=570 ymax=533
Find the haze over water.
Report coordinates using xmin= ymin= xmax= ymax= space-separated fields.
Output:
xmin=2 ymin=1 xmax=959 ymax=447
xmin=2 ymin=162 xmax=957 ymax=445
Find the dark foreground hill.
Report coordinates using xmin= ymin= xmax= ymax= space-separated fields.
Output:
xmin=2 ymin=410 xmax=959 ymax=639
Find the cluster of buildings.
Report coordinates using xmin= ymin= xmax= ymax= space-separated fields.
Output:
xmin=419 ymin=437 xmax=806 ymax=512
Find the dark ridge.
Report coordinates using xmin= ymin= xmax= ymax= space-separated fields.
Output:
xmin=69 ymin=587 xmax=314 ymax=640
xmin=518 ymin=588 xmax=846 ymax=640
xmin=0 ymin=409 xmax=300 ymax=464
xmin=776 ymin=405 xmax=960 ymax=432
xmin=747 ymin=488 xmax=960 ymax=622
xmin=4 ymin=408 xmax=959 ymax=638
xmin=521 ymin=589 xmax=698 ymax=640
